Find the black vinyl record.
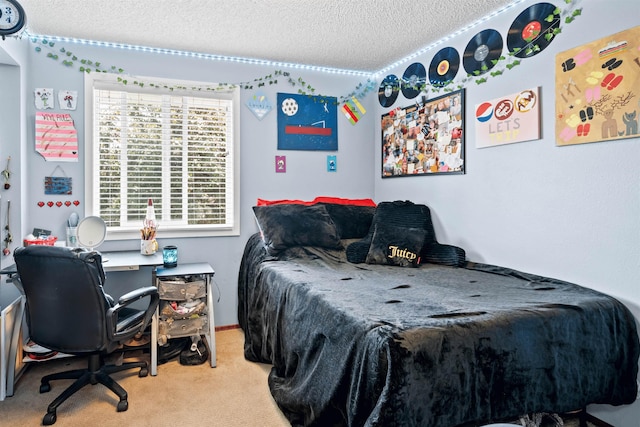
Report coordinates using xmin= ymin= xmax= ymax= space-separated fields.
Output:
xmin=463 ymin=29 xmax=503 ymax=76
xmin=378 ymin=74 xmax=400 ymax=107
xmin=507 ymin=2 xmax=560 ymax=59
xmin=401 ymin=62 xmax=426 ymax=99
xmin=428 ymin=47 xmax=460 ymax=87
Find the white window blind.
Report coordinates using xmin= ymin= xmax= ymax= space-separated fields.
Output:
xmin=85 ymin=74 xmax=240 ymax=238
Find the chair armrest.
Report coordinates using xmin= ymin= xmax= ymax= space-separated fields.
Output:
xmin=117 ymin=286 xmax=159 ymax=306
xmin=107 ymin=286 xmax=159 ymax=341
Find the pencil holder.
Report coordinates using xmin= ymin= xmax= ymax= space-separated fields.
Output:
xmin=66 ymin=227 xmax=78 ymax=247
xmin=141 ymin=239 xmax=157 ymax=255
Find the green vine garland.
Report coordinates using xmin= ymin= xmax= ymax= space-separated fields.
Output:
xmin=27 ymin=0 xmax=580 ymax=103
xmin=28 ymin=35 xmax=375 ymax=104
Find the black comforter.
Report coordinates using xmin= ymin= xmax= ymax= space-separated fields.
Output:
xmin=238 ymin=233 xmax=640 ymax=427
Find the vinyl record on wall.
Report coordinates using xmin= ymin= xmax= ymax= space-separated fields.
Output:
xmin=463 ymin=29 xmax=503 ymax=75
xmin=506 ymin=2 xmax=560 ymax=59
xmin=401 ymin=62 xmax=426 ymax=99
xmin=378 ymin=74 xmax=400 ymax=107
xmin=428 ymin=47 xmax=460 ymax=87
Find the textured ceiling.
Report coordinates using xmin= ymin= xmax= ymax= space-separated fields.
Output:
xmin=18 ymin=0 xmax=517 ymax=73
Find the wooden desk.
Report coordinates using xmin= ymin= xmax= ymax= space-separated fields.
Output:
xmin=101 ymin=250 xmax=163 ymax=272
xmin=0 ymin=250 xmax=164 ymax=275
xmin=2 ymin=249 xmax=165 ymax=277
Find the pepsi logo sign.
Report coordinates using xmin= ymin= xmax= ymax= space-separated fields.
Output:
xmin=475 ymin=102 xmax=493 ymax=123
xmin=494 ymin=99 xmax=514 ymax=120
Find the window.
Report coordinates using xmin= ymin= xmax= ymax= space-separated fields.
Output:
xmin=85 ymin=74 xmax=240 ymax=239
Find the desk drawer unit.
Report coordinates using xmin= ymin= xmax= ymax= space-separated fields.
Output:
xmin=151 ymin=263 xmax=216 ymax=375
xmin=158 ymin=316 xmax=208 ymax=340
xmin=159 ymin=299 xmax=207 ymax=319
xmin=157 ymin=277 xmax=206 ymax=300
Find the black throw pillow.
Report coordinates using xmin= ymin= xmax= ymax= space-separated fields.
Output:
xmin=347 ymin=201 xmax=432 ymax=263
xmin=347 ymin=200 xmax=466 ymax=267
xmin=252 ymin=204 xmax=341 ymax=254
xmin=365 ymin=224 xmax=425 ymax=267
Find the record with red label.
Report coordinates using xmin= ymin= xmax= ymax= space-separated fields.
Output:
xmin=463 ymin=29 xmax=503 ymax=76
xmin=401 ymin=62 xmax=426 ymax=99
xmin=428 ymin=47 xmax=460 ymax=87
xmin=507 ymin=2 xmax=560 ymax=58
xmin=378 ymin=74 xmax=400 ymax=107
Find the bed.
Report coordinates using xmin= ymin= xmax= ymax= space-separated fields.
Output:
xmin=238 ymin=200 xmax=640 ymax=427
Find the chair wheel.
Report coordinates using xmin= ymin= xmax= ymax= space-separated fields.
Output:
xmin=40 ymin=383 xmax=51 ymax=393
xmin=139 ymin=367 xmax=148 ymax=377
xmin=117 ymin=400 xmax=128 ymax=412
xmin=43 ymin=412 xmax=57 ymax=425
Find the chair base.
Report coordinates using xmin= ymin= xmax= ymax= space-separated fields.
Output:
xmin=39 ymin=353 xmax=148 ymax=425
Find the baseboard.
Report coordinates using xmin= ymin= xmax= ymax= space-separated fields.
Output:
xmin=584 ymin=413 xmax=614 ymax=427
xmin=563 ymin=409 xmax=615 ymax=427
xmin=215 ymin=324 xmax=240 ymax=332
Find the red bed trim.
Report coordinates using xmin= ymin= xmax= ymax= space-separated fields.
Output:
xmin=256 ymin=196 xmax=376 ymax=207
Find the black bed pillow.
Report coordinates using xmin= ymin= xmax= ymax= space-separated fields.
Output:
xmin=252 ymin=204 xmax=342 ymax=254
xmin=365 ymin=224 xmax=425 ymax=267
xmin=318 ymin=203 xmax=375 ymax=239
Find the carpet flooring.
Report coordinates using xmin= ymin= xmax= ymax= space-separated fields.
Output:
xmin=0 ymin=329 xmax=289 ymax=427
xmin=0 ymin=328 xmax=601 ymax=427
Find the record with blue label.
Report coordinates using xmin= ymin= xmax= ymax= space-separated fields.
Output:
xmin=507 ymin=2 xmax=560 ymax=58
xmin=401 ymin=62 xmax=426 ymax=99
xmin=428 ymin=47 xmax=460 ymax=87
xmin=463 ymin=29 xmax=503 ymax=76
xmin=378 ymin=74 xmax=400 ymax=107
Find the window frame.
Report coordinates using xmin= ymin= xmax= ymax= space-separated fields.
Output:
xmin=84 ymin=73 xmax=241 ymax=240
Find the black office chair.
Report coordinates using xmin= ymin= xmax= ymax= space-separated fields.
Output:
xmin=14 ymin=245 xmax=159 ymax=425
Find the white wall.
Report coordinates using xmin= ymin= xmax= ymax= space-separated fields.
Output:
xmin=0 ymin=37 xmax=28 ymax=273
xmin=0 ymin=63 xmax=21 ymax=271
xmin=374 ymin=0 xmax=639 ymax=425
xmin=10 ymin=40 xmax=375 ymax=328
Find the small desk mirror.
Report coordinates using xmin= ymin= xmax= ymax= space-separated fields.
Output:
xmin=76 ymin=216 xmax=106 ymax=251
